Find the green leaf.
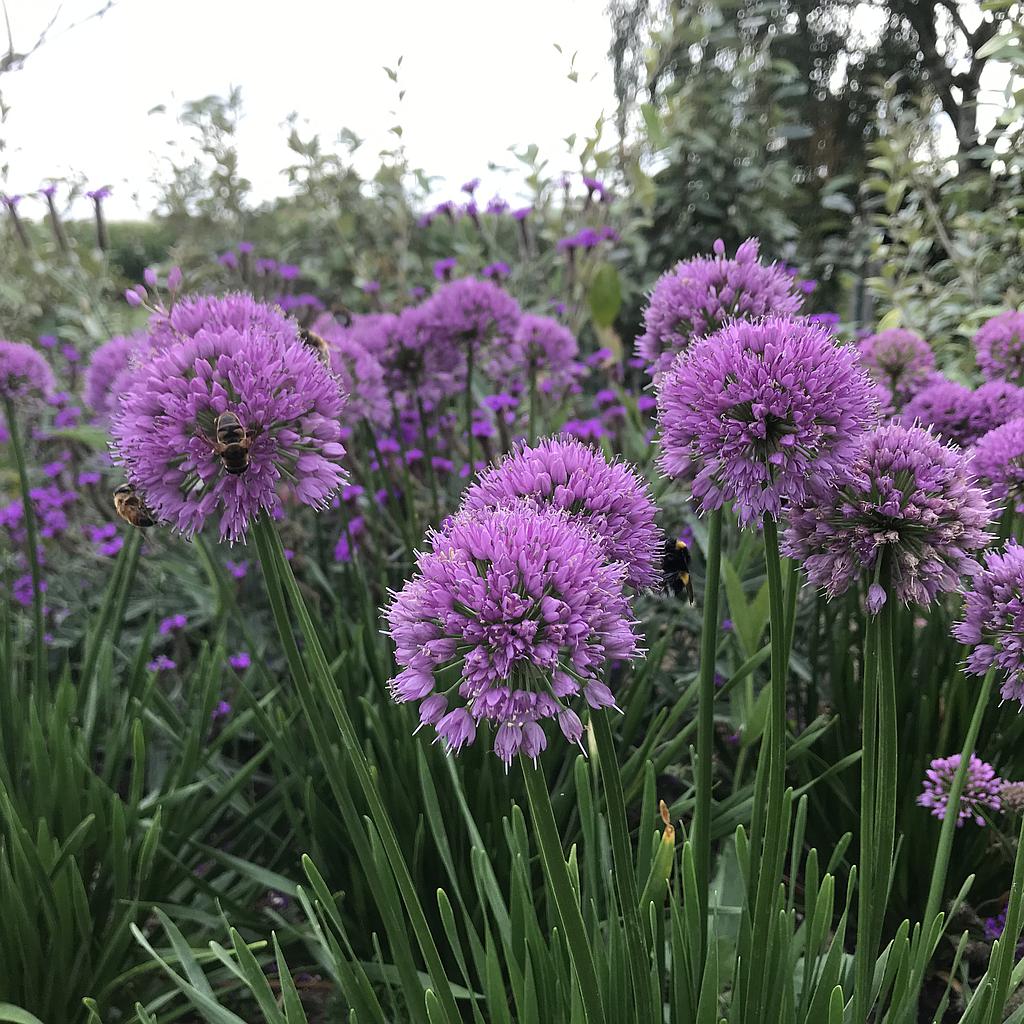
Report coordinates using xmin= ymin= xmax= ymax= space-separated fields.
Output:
xmin=588 ymin=264 xmax=621 ymax=328
xmin=0 ymin=1007 xmax=47 ymax=1024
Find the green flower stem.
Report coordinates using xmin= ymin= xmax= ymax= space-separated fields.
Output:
xmin=591 ymin=708 xmax=652 ymax=1018
xmin=983 ymin=811 xmax=1024 ymax=1024
xmin=416 ymin=395 xmax=441 ymax=521
xmin=4 ymin=397 xmax=46 ymax=688
xmin=465 ymin=339 xmax=475 ymax=472
xmin=923 ymin=665 xmax=997 ymax=929
xmin=252 ymin=515 xmax=461 ymax=1024
xmin=528 ymin=358 xmax=538 ymax=446
xmin=520 ymin=758 xmax=608 ymax=1024
xmin=693 ymin=505 xmax=723 ymax=970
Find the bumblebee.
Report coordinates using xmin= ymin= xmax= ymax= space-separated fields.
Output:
xmin=662 ymin=537 xmax=695 ymax=604
xmin=298 ymin=327 xmax=331 ymax=368
xmin=113 ymin=483 xmax=157 ymax=528
xmin=207 ymin=411 xmax=254 ymax=475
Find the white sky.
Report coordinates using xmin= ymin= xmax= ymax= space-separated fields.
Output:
xmin=2 ymin=0 xmax=616 ymax=219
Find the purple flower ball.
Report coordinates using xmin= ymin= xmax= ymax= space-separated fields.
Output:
xmin=312 ymin=316 xmax=393 ymax=429
xmin=856 ymin=328 xmax=936 ymax=405
xmin=970 ymin=381 xmax=1024 ymax=442
xmin=971 ymin=418 xmax=1024 ymax=514
xmin=974 ymin=311 xmax=1024 ymax=386
xmin=379 ymin=305 xmax=463 ymax=409
xmin=384 ymin=504 xmax=641 ymax=768
xmin=0 ymin=340 xmax=56 ymax=404
xmin=84 ymin=333 xmax=146 ymax=420
xmin=513 ymin=314 xmax=579 ymax=395
xmin=637 ymin=238 xmax=804 ymax=379
xmin=953 ymin=543 xmax=1024 ymax=705
xmin=111 ymin=321 xmax=347 ymax=542
xmin=901 ymin=378 xmax=977 ymax=447
xmin=784 ymin=423 xmax=992 ymax=608
xmin=656 ymin=316 xmax=878 ymax=525
xmin=461 ymin=437 xmax=661 ymax=589
xmin=917 ymin=754 xmax=1002 ymax=827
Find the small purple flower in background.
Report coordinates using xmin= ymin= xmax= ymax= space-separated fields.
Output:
xmin=972 ymin=418 xmax=1024 ymax=514
xmin=1 ymin=193 xmax=22 ymax=209
xmin=486 ymin=196 xmax=508 ymax=215
xmin=112 ymin=298 xmax=347 ymax=542
xmin=13 ymin=574 xmax=46 ymax=608
xmin=433 ymin=257 xmax=457 ymax=281
xmin=86 ymin=186 xmax=111 ymax=202
xmin=917 ymin=753 xmax=1002 ymax=826
xmin=974 ymin=311 xmax=1024 ymax=387
xmin=237 ymin=242 xmax=254 ymax=254
xmin=83 ymin=333 xmax=145 ymax=421
xmin=657 ymin=316 xmax=878 ymax=525
xmin=953 ymin=543 xmax=1024 ymax=705
xmin=255 ymin=258 xmax=278 ymax=276
xmin=38 ymin=335 xmax=58 ymax=350
xmin=334 ymin=515 xmax=365 ymax=562
xmin=721 ymin=619 xmax=733 ymax=632
xmin=512 ymin=206 xmax=531 ymax=221
xmin=225 ymin=559 xmax=249 ymax=579
xmin=147 ymin=655 xmax=177 ymax=672
xmin=211 ymin=699 xmax=232 ymax=721
xmin=159 ymin=614 xmax=188 ymax=636
xmin=0 ymin=340 xmax=56 ymax=405
xmin=461 ymin=178 xmax=480 ymax=195
xmin=784 ymin=423 xmax=992 ymax=608
xmin=637 ymin=237 xmax=804 ymax=380
xmin=809 ymin=312 xmax=841 ymax=329
xmin=361 ymin=280 xmax=381 ymax=294
xmin=582 ymin=175 xmax=610 ymax=201
xmin=482 ymin=261 xmax=510 ymax=280
xmin=460 ymin=437 xmax=661 ymax=589
xmin=229 ymin=651 xmax=250 ymax=671
xmin=218 ymin=251 xmax=239 ymax=269
xmin=857 ymin=327 xmax=937 ymax=406
xmin=385 ymin=504 xmax=641 ymax=767
xmin=278 ymin=264 xmax=300 ymax=281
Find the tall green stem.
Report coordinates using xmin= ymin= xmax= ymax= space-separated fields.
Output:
xmin=923 ymin=666 xmax=997 ymax=928
xmin=591 ymin=709 xmax=651 ymax=1017
xmin=693 ymin=506 xmax=723 ymax=971
xmin=465 ymin=340 xmax=475 ymax=472
xmin=252 ymin=516 xmax=461 ymax=1024
xmin=528 ymin=358 xmax=538 ymax=445
xmin=520 ymin=759 xmax=607 ymax=1024
xmin=4 ymin=398 xmax=45 ymax=688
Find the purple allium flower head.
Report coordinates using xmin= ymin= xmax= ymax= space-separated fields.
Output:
xmin=146 ymin=292 xmax=300 ymax=353
xmin=970 ymin=382 xmax=1024 ymax=441
xmin=0 ymin=340 xmax=56 ymax=405
xmin=377 ymin=305 xmax=463 ymax=408
xmin=482 ymin=261 xmax=511 ymax=280
xmin=857 ymin=328 xmax=936 ymax=405
xmin=218 ymin=251 xmax=239 ymax=269
xmin=462 ymin=437 xmax=661 ymax=588
xmin=486 ymin=195 xmax=509 ymax=215
xmin=972 ymin=418 xmax=1024 ymax=514
xmin=901 ymin=378 xmax=976 ymax=446
xmin=384 ymin=503 xmax=641 ymax=767
xmin=637 ymin=238 xmax=804 ymax=379
xmin=84 ymin=332 xmax=145 ymax=420
xmin=514 ymin=314 xmax=579 ymax=394
xmin=974 ymin=311 xmax=1024 ymax=386
xmin=917 ymin=753 xmax=1002 ymax=826
xmin=39 ymin=183 xmax=58 ymax=199
xmin=657 ymin=317 xmax=878 ymax=525
xmin=512 ymin=206 xmax=531 ymax=221
xmin=461 ymin=178 xmax=480 ymax=194
xmin=784 ymin=423 xmax=993 ymax=608
xmin=111 ymin=319 xmax=347 ymax=542
xmin=419 ymin=277 xmax=522 ymax=381
xmin=311 ymin=316 xmax=393 ymax=429
xmin=953 ymin=543 xmax=1024 ymax=705
xmin=86 ymin=186 xmax=111 ymax=201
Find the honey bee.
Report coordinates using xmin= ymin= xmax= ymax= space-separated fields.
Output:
xmin=113 ymin=483 xmax=157 ymax=528
xmin=298 ymin=327 xmax=331 ymax=368
xmin=662 ymin=537 xmax=695 ymax=604
xmin=204 ymin=411 xmax=254 ymax=475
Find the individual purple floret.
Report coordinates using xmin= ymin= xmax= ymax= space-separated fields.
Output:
xmin=974 ymin=311 xmax=1024 ymax=386
xmin=84 ymin=332 xmax=146 ymax=420
xmin=111 ymin=321 xmax=347 ymax=542
xmin=917 ymin=753 xmax=1003 ymax=827
xmin=971 ymin=418 xmax=1024 ymax=514
xmin=953 ymin=543 xmax=1024 ymax=705
xmin=0 ymin=340 xmax=55 ymax=404
xmin=384 ymin=504 xmax=641 ymax=768
xmin=656 ymin=316 xmax=877 ymax=525
xmin=784 ymin=423 xmax=992 ymax=608
xmin=461 ymin=437 xmax=661 ymax=589
xmin=636 ymin=238 xmax=804 ymax=379
xmin=856 ymin=327 xmax=936 ymax=405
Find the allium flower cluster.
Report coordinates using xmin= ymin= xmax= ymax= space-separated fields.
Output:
xmin=461 ymin=437 xmax=661 ymax=588
xmin=972 ymin=418 xmax=1024 ymax=514
xmin=856 ymin=328 xmax=936 ymax=405
xmin=0 ymin=340 xmax=55 ymax=404
xmin=917 ymin=754 xmax=1003 ymax=827
xmin=84 ymin=332 xmax=145 ymax=420
xmin=385 ymin=504 xmax=641 ymax=767
xmin=953 ymin=543 xmax=1024 ymax=705
xmin=514 ymin=314 xmax=579 ymax=395
xmin=901 ymin=379 xmax=976 ymax=447
xmin=656 ymin=317 xmax=878 ymax=524
xmin=379 ymin=305 xmax=464 ymax=409
xmin=419 ymin=277 xmax=522 ymax=380
xmin=111 ymin=321 xmax=347 ymax=542
xmin=974 ymin=311 xmax=1024 ymax=386
xmin=637 ymin=238 xmax=804 ymax=379
xmin=311 ymin=316 xmax=392 ymax=429
xmin=969 ymin=382 xmax=1024 ymax=442
xmin=147 ymin=293 xmax=300 ymax=353
xmin=784 ymin=424 xmax=992 ymax=608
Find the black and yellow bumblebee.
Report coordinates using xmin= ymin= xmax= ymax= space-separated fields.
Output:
xmin=662 ymin=536 xmax=695 ymax=604
xmin=298 ymin=326 xmax=331 ymax=368
xmin=113 ymin=482 xmax=157 ymax=528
